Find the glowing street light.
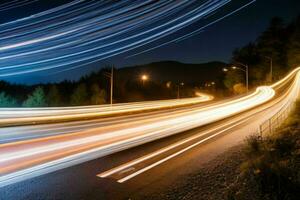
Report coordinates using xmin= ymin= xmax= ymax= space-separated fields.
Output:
xmin=166 ymin=81 xmax=172 ymax=88
xmin=232 ymin=61 xmax=249 ymax=93
xmin=141 ymin=74 xmax=149 ymax=85
xmin=223 ymin=62 xmax=249 ymax=93
xmin=141 ymin=74 xmax=148 ymax=81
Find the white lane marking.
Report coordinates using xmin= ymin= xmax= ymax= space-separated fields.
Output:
xmin=118 ymin=167 xmax=135 ymax=175
xmin=116 ymin=118 xmax=249 ymax=183
xmin=97 ymin=121 xmax=236 ymax=178
xmin=98 ymin=117 xmax=248 ymax=180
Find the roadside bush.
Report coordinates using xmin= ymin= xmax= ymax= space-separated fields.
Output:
xmin=228 ymin=102 xmax=300 ymax=200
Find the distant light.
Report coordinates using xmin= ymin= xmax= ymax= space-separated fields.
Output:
xmin=232 ymin=66 xmax=237 ymax=69
xmin=141 ymin=74 xmax=148 ymax=81
xmin=211 ymin=82 xmax=215 ymax=85
xmin=166 ymin=81 xmax=171 ymax=88
xmin=223 ymin=68 xmax=228 ymax=72
xmin=180 ymin=82 xmax=184 ymax=86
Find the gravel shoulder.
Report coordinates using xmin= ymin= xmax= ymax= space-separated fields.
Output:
xmin=143 ymin=144 xmax=245 ymax=200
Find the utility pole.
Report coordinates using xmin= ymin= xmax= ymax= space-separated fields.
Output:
xmin=104 ymin=65 xmax=114 ymax=106
xmin=110 ymin=66 xmax=113 ymax=106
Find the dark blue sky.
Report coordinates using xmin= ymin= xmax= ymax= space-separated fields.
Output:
xmin=1 ymin=0 xmax=300 ymax=84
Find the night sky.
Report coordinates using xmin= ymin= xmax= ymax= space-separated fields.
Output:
xmin=0 ymin=0 xmax=299 ymax=84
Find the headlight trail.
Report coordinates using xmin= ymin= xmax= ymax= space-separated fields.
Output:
xmin=0 ymin=67 xmax=300 ymax=187
xmin=0 ymin=93 xmax=214 ymax=126
xmin=0 ymin=0 xmax=256 ymax=76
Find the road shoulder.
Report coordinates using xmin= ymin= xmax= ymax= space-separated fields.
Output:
xmin=134 ymin=144 xmax=245 ymax=200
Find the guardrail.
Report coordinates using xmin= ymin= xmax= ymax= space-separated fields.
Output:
xmin=259 ymin=101 xmax=295 ymax=136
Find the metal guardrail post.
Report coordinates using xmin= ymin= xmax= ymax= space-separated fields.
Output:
xmin=259 ymin=125 xmax=263 ymax=137
xmin=257 ymin=101 xmax=296 ymax=137
xmin=269 ymin=119 xmax=272 ymax=135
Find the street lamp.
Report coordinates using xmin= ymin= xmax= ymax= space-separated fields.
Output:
xmin=177 ymin=82 xmax=184 ymax=99
xmin=166 ymin=81 xmax=171 ymax=88
xmin=224 ymin=62 xmax=249 ymax=93
xmin=232 ymin=61 xmax=249 ymax=93
xmin=141 ymin=74 xmax=148 ymax=85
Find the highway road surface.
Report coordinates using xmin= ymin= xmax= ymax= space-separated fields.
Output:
xmin=0 ymin=67 xmax=300 ymax=199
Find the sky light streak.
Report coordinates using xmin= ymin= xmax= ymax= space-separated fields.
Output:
xmin=0 ymin=0 xmax=256 ymax=76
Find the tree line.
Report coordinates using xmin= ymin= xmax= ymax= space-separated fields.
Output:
xmin=0 ymin=82 xmax=106 ymax=107
xmin=224 ymin=16 xmax=300 ymax=93
xmin=0 ymin=67 xmax=185 ymax=107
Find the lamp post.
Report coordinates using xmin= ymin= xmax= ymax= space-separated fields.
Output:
xmin=177 ymin=82 xmax=184 ymax=99
xmin=233 ymin=62 xmax=248 ymax=93
xmin=224 ymin=61 xmax=249 ymax=93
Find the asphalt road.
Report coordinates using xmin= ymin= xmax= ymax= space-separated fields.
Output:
xmin=0 ymin=68 xmax=299 ymax=199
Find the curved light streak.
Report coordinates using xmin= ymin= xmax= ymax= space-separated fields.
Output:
xmin=0 ymin=0 xmax=256 ymax=76
xmin=0 ymin=93 xmax=214 ymax=125
xmin=0 ymin=67 xmax=300 ymax=187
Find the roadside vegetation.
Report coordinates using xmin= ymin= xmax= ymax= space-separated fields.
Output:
xmin=0 ymin=66 xmax=211 ymax=107
xmin=227 ymin=101 xmax=300 ymax=200
xmin=224 ymin=15 xmax=300 ymax=92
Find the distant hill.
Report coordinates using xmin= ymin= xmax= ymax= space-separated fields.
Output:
xmin=0 ymin=60 xmax=229 ymax=105
xmin=116 ymin=61 xmax=227 ymax=85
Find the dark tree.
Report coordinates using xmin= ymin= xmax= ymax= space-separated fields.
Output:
xmin=47 ymin=85 xmax=62 ymax=106
xmin=257 ymin=17 xmax=289 ymax=79
xmin=0 ymin=92 xmax=17 ymax=107
xmin=23 ymin=87 xmax=47 ymax=107
xmin=288 ymin=16 xmax=300 ymax=69
xmin=70 ymin=83 xmax=88 ymax=105
xmin=90 ymin=83 xmax=106 ymax=105
xmin=223 ymin=70 xmax=244 ymax=92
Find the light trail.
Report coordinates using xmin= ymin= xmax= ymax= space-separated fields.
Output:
xmin=0 ymin=0 xmax=39 ymax=12
xmin=116 ymin=118 xmax=249 ymax=183
xmin=99 ymin=68 xmax=300 ymax=183
xmin=98 ymin=118 xmax=250 ymax=179
xmin=0 ymin=0 xmax=255 ymax=76
xmin=0 ymin=93 xmax=214 ymax=126
xmin=0 ymin=67 xmax=299 ymax=187
xmin=0 ymin=87 xmax=273 ymax=164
